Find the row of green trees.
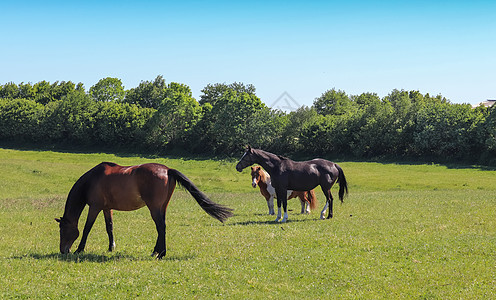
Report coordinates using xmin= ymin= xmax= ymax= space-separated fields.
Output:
xmin=1 ymin=76 xmax=495 ymax=164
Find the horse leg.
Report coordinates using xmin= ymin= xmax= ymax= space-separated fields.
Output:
xmin=275 ymin=189 xmax=288 ymax=223
xmin=282 ymin=197 xmax=289 ymax=223
xmin=298 ymin=193 xmax=310 ymax=214
xmin=320 ymin=201 xmax=329 ymax=220
xmin=303 ymin=190 xmax=315 ymax=215
xmin=320 ymin=187 xmax=334 ymax=219
xmin=300 ymin=198 xmax=306 ymax=214
xmin=148 ymin=179 xmax=174 ymax=259
xmin=150 ymin=208 xmax=166 ymax=258
xmin=275 ymin=196 xmax=282 ymax=222
xmin=267 ymin=194 xmax=275 ymax=215
xmin=75 ymin=206 xmax=101 ymax=253
xmin=327 ymin=191 xmax=334 ymax=219
xmin=103 ymin=209 xmax=115 ymax=252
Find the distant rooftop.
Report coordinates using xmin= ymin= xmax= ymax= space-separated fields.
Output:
xmin=473 ymin=99 xmax=496 ymax=108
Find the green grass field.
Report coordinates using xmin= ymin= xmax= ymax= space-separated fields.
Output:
xmin=0 ymin=148 xmax=495 ymax=299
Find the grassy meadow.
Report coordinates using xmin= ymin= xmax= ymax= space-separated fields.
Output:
xmin=0 ymin=148 xmax=495 ymax=299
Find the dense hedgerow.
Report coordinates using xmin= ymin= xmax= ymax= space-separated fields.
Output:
xmin=1 ymin=78 xmax=494 ymax=164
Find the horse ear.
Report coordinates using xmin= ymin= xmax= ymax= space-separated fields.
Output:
xmin=246 ymin=145 xmax=252 ymax=152
xmin=256 ymin=166 xmax=261 ymax=171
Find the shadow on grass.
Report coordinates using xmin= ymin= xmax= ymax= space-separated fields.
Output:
xmin=228 ymin=217 xmax=318 ymax=226
xmin=10 ymin=252 xmax=196 ymax=263
xmin=0 ymin=142 xmax=232 ymax=162
xmin=3 ymin=142 xmax=496 ymax=169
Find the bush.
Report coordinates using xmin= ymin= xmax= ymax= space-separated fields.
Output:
xmin=0 ymin=98 xmax=42 ymax=141
xmin=93 ymin=102 xmax=155 ymax=147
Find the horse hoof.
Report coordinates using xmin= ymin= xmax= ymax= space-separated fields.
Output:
xmin=157 ymin=251 xmax=166 ymax=259
xmin=108 ymin=242 xmax=116 ymax=252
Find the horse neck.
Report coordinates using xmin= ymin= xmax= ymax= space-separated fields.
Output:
xmin=62 ymin=178 xmax=88 ymax=225
xmin=253 ymin=150 xmax=281 ymax=176
xmin=257 ymin=170 xmax=271 ymax=187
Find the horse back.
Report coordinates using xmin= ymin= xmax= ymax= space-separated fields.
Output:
xmin=278 ymin=158 xmax=338 ymax=190
xmin=86 ymin=162 xmax=173 ymax=211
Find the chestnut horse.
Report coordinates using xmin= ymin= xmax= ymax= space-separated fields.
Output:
xmin=55 ymin=162 xmax=233 ymax=258
xmin=250 ymin=166 xmax=317 ymax=215
xmin=236 ymin=146 xmax=348 ymax=222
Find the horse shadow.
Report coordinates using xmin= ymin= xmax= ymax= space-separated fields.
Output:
xmin=10 ymin=252 xmax=195 ymax=262
xmin=228 ymin=217 xmax=316 ymax=226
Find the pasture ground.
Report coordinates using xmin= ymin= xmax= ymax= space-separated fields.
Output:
xmin=0 ymin=148 xmax=495 ymax=299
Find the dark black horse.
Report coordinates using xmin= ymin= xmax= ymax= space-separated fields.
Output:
xmin=236 ymin=146 xmax=348 ymax=222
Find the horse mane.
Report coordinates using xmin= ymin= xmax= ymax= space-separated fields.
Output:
xmin=253 ymin=148 xmax=287 ymax=164
xmin=259 ymin=168 xmax=270 ymax=183
xmin=62 ymin=163 xmax=106 ymax=222
xmin=101 ymin=161 xmax=118 ymax=167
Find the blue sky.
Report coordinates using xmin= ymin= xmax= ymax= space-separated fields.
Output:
xmin=1 ymin=1 xmax=495 ymax=108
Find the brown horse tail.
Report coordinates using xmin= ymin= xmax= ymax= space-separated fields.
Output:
xmin=307 ymin=189 xmax=318 ymax=211
xmin=168 ymin=169 xmax=234 ymax=223
xmin=336 ymin=164 xmax=348 ymax=203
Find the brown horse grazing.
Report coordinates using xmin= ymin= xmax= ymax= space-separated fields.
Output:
xmin=250 ymin=166 xmax=317 ymax=215
xmin=55 ymin=162 xmax=233 ymax=259
xmin=237 ymin=146 xmax=348 ymax=222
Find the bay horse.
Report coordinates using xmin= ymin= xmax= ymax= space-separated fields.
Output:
xmin=236 ymin=146 xmax=348 ymax=222
xmin=55 ymin=162 xmax=233 ymax=259
xmin=250 ymin=166 xmax=317 ymax=215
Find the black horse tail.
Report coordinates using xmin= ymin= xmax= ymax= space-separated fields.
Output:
xmin=336 ymin=164 xmax=348 ymax=203
xmin=168 ymin=169 xmax=234 ymax=223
